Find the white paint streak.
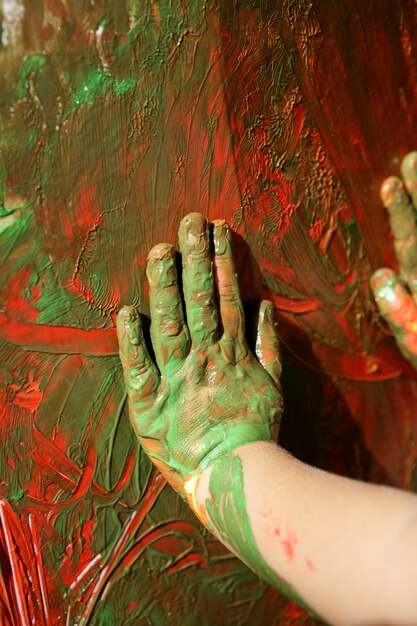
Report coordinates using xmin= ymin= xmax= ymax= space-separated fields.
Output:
xmin=1 ymin=0 xmax=25 ymax=48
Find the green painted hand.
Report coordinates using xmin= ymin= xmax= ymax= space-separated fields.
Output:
xmin=371 ymin=152 xmax=417 ymax=370
xmin=117 ymin=213 xmax=282 ymax=502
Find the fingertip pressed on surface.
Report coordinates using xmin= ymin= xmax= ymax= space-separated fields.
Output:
xmin=178 ymin=212 xmax=209 ymax=254
xmin=146 ymin=239 xmax=189 ymax=371
xmin=379 ymin=175 xmax=417 ymax=244
xmin=117 ymin=306 xmax=141 ymax=372
xmin=212 ymin=219 xmax=232 ymax=256
xmin=117 ymin=305 xmax=137 ymax=340
xmin=256 ymin=300 xmax=279 ymax=350
xmin=258 ymin=300 xmax=275 ymax=325
xmin=371 ymin=268 xmax=417 ymax=327
xmin=147 ymin=242 xmax=176 ymax=264
xmin=180 ymin=211 xmax=207 ymax=226
xmin=370 ymin=268 xmax=397 ymax=296
xmin=380 ymin=176 xmax=405 ymax=210
xmin=147 ymin=242 xmax=179 ymax=291
xmin=371 ymin=268 xmax=403 ymax=312
xmin=256 ymin=300 xmax=282 ymax=388
xmin=212 ymin=218 xmax=245 ymax=345
xmin=371 ymin=269 xmax=417 ymax=366
xmin=401 ymin=151 xmax=417 ymax=185
xmin=179 ymin=212 xmax=208 ymax=231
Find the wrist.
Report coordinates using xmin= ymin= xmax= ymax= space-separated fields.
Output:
xmin=185 ymin=441 xmax=278 ymax=530
xmin=197 ymin=422 xmax=273 ymax=472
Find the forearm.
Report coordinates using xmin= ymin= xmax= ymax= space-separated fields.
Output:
xmin=194 ymin=441 xmax=417 ymax=626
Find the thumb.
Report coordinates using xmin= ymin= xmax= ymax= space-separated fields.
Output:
xmin=256 ymin=300 xmax=282 ymax=388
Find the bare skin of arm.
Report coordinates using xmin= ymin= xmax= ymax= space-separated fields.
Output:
xmin=117 ymin=212 xmax=417 ymax=626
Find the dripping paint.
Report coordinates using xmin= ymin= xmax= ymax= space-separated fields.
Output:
xmin=0 ymin=1 xmax=416 ymax=623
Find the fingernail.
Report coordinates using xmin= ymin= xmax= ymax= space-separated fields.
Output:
xmin=212 ymin=219 xmax=232 ymax=256
xmin=259 ymin=300 xmax=275 ymax=325
xmin=147 ymin=243 xmax=177 ymax=288
xmin=401 ymin=151 xmax=417 ymax=188
xmin=117 ymin=305 xmax=141 ymax=345
xmin=380 ymin=176 xmax=406 ymax=212
xmin=371 ymin=268 xmax=400 ymax=304
xmin=179 ymin=212 xmax=209 ymax=254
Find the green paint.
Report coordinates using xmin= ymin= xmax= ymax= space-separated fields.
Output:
xmin=371 ymin=152 xmax=417 ymax=370
xmin=118 ymin=213 xmax=282 ymax=493
xmin=71 ymin=70 xmax=113 ymax=109
xmin=206 ymin=453 xmax=315 ymax=615
xmin=113 ymin=78 xmax=136 ymax=97
xmin=97 ymin=604 xmax=115 ymax=626
xmin=379 ymin=175 xmax=417 ymax=290
xmin=16 ymin=53 xmax=48 ymax=99
xmin=117 ymin=211 xmax=320 ymax=616
xmin=118 ymin=301 xmax=278 ymax=486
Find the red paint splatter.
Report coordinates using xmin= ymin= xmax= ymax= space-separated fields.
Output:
xmin=305 ymin=557 xmax=316 ymax=571
xmin=280 ymin=530 xmax=297 ymax=561
xmin=126 ymin=600 xmax=139 ymax=613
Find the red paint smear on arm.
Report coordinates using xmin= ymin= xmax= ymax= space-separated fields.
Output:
xmin=280 ymin=530 xmax=297 ymax=562
xmin=305 ymin=557 xmax=316 ymax=572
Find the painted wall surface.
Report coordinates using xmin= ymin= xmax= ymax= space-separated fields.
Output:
xmin=0 ymin=1 xmax=416 ymax=624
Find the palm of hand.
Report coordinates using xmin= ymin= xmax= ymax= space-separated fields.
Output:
xmin=117 ymin=214 xmax=282 ymax=495
xmin=371 ymin=152 xmax=417 ymax=369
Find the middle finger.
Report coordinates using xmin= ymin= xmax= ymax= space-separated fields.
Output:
xmin=179 ymin=212 xmax=218 ymax=347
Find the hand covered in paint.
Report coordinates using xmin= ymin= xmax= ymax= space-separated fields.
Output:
xmin=371 ymin=152 xmax=417 ymax=370
xmin=117 ymin=213 xmax=282 ymax=501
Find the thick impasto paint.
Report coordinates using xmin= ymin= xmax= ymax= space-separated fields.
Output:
xmin=1 ymin=1 xmax=417 ymax=624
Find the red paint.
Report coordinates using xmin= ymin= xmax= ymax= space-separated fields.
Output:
xmin=280 ymin=531 xmax=297 ymax=562
xmin=126 ymin=600 xmax=140 ymax=613
xmin=305 ymin=557 xmax=316 ymax=572
xmin=281 ymin=600 xmax=310 ymax=621
xmin=166 ymin=552 xmax=207 ymax=573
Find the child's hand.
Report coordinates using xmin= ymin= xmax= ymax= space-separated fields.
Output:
xmin=117 ymin=213 xmax=282 ymax=499
xmin=371 ymin=152 xmax=417 ymax=370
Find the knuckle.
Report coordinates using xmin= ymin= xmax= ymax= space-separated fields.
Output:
xmin=129 ymin=365 xmax=158 ymax=395
xmin=161 ymin=316 xmax=183 ymax=337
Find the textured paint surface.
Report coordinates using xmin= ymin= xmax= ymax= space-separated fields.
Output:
xmin=1 ymin=1 xmax=417 ymax=624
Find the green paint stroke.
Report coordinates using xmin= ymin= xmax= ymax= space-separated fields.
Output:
xmin=206 ymin=453 xmax=317 ymax=618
